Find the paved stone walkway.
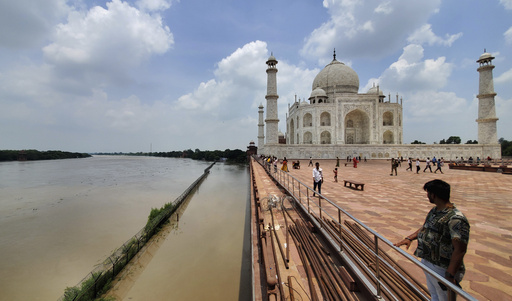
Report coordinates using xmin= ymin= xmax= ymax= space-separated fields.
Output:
xmin=276 ymin=159 xmax=512 ymax=301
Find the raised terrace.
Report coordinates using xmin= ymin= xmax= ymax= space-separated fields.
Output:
xmin=250 ymin=158 xmax=512 ymax=301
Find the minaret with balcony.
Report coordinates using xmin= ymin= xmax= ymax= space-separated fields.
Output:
xmin=265 ymin=54 xmax=279 ymax=144
xmin=476 ymin=50 xmax=499 ymax=144
xmin=257 ymin=103 xmax=265 ymax=149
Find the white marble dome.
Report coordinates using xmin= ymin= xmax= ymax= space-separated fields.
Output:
xmin=309 ymin=87 xmax=327 ymax=98
xmin=367 ymin=85 xmax=384 ymax=95
xmin=312 ymin=59 xmax=359 ymax=93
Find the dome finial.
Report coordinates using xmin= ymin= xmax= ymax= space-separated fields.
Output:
xmin=333 ymin=48 xmax=336 ymax=60
xmin=484 ymin=48 xmax=486 ymax=53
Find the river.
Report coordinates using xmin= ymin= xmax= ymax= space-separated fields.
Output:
xmin=0 ymin=156 xmax=250 ymax=300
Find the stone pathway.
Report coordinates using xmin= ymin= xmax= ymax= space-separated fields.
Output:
xmin=276 ymin=159 xmax=512 ymax=301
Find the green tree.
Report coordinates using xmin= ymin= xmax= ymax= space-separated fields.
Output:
xmin=411 ymin=140 xmax=426 ymax=144
xmin=499 ymin=138 xmax=512 ymax=156
xmin=445 ymin=136 xmax=461 ymax=144
xmin=465 ymin=140 xmax=478 ymax=144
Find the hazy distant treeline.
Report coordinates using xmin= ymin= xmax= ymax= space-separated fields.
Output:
xmin=0 ymin=150 xmax=92 ymax=162
xmin=95 ymin=148 xmax=248 ymax=163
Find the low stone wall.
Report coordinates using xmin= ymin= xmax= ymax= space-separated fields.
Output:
xmin=261 ymin=143 xmax=501 ymax=160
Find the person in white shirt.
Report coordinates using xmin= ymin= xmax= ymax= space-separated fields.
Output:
xmin=424 ymin=157 xmax=433 ymax=173
xmin=312 ymin=162 xmax=323 ymax=197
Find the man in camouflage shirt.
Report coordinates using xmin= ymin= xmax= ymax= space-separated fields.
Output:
xmin=395 ymin=179 xmax=470 ymax=301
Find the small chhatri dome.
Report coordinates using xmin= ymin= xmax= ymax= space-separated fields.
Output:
xmin=309 ymin=87 xmax=327 ymax=98
xmin=367 ymin=84 xmax=384 ymax=95
xmin=477 ymin=49 xmax=494 ymax=63
xmin=266 ymin=52 xmax=278 ymax=65
xmin=312 ymin=50 xmax=359 ymax=93
xmin=278 ymin=131 xmax=285 ymax=138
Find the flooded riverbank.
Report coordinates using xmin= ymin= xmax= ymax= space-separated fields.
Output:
xmin=0 ymin=156 xmax=249 ymax=300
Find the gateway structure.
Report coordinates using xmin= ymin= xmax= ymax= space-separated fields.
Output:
xmin=257 ymin=51 xmax=501 ymax=160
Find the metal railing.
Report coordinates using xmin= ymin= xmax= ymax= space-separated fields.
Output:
xmin=256 ymin=157 xmax=476 ymax=301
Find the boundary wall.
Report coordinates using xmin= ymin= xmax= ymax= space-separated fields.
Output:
xmin=261 ymin=143 xmax=501 ymax=160
xmin=59 ymin=162 xmax=215 ymax=301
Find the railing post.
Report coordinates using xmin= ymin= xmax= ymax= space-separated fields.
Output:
xmin=374 ymin=235 xmax=381 ymax=298
xmin=338 ymin=209 xmax=343 ymax=252
xmin=319 ymin=197 xmax=322 ymax=222
xmin=307 ymin=189 xmax=310 ymax=214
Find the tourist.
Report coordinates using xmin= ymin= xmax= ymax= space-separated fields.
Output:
xmin=333 ymin=167 xmax=338 ymax=182
xmin=312 ymin=162 xmax=323 ymax=196
xmin=424 ymin=157 xmax=433 ymax=173
xmin=353 ymin=156 xmax=358 ymax=168
xmin=416 ymin=158 xmax=421 ymax=174
xmin=281 ymin=157 xmax=289 ymax=172
xmin=336 ymin=157 xmax=340 ymax=167
xmin=273 ymin=157 xmax=278 ymax=173
xmin=390 ymin=158 xmax=398 ymax=176
xmin=308 ymin=156 xmax=313 ymax=167
xmin=435 ymin=158 xmax=444 ymax=174
xmin=292 ymin=160 xmax=300 ymax=169
xmin=394 ymin=179 xmax=470 ymax=301
xmin=406 ymin=158 xmax=412 ymax=171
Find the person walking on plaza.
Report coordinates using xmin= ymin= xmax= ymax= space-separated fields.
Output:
xmin=312 ymin=162 xmax=323 ymax=197
xmin=281 ymin=157 xmax=289 ymax=172
xmin=390 ymin=158 xmax=398 ymax=176
xmin=416 ymin=158 xmax=421 ymax=174
xmin=406 ymin=158 xmax=412 ymax=171
xmin=353 ymin=156 xmax=358 ymax=168
xmin=424 ymin=157 xmax=433 ymax=173
xmin=435 ymin=158 xmax=444 ymax=174
xmin=394 ymin=179 xmax=470 ymax=301
xmin=333 ymin=167 xmax=338 ymax=182
xmin=308 ymin=157 xmax=313 ymax=167
xmin=336 ymin=157 xmax=340 ymax=167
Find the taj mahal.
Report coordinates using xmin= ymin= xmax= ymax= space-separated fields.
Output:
xmin=257 ymin=51 xmax=501 ymax=160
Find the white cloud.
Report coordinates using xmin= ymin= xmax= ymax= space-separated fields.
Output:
xmin=380 ymin=44 xmax=453 ymax=92
xmin=504 ymin=26 xmax=512 ymax=44
xmin=136 ymin=0 xmax=173 ymax=12
xmin=301 ymin=0 xmax=442 ymax=62
xmin=375 ymin=2 xmax=393 ymax=14
xmin=406 ymin=91 xmax=467 ymax=118
xmin=0 ymin=0 xmax=69 ymax=48
xmin=496 ymin=67 xmax=512 ymax=84
xmin=176 ymin=41 xmax=268 ymax=115
xmin=43 ymin=0 xmax=173 ymax=84
xmin=500 ymin=0 xmax=512 ymax=9
xmin=407 ymin=24 xmax=462 ymax=47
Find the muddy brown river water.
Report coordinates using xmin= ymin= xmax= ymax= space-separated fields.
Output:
xmin=0 ymin=156 xmax=250 ymax=300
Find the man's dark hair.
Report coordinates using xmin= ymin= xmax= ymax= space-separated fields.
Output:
xmin=423 ymin=179 xmax=450 ymax=201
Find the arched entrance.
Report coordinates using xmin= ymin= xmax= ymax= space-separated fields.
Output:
xmin=344 ymin=109 xmax=370 ymax=144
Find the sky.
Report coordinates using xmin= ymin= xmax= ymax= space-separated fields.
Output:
xmin=0 ymin=0 xmax=511 ymax=153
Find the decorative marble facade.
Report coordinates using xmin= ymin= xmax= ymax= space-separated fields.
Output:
xmin=259 ymin=51 xmax=501 ymax=159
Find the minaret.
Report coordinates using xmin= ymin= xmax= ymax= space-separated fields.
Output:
xmin=265 ymin=54 xmax=279 ymax=144
xmin=257 ymin=103 xmax=265 ymax=149
xmin=476 ymin=50 xmax=499 ymax=144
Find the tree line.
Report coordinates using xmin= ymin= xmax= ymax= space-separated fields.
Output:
xmin=95 ymin=148 xmax=248 ymax=164
xmin=0 ymin=150 xmax=92 ymax=162
xmin=410 ymin=136 xmax=512 ymax=156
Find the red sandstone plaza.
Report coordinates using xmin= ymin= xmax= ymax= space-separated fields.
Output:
xmin=251 ymin=158 xmax=512 ymax=300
